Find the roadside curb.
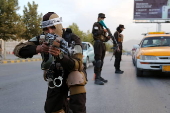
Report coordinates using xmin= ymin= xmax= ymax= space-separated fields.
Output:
xmin=0 ymin=58 xmax=42 ymax=64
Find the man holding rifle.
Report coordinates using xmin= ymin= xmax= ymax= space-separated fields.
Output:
xmin=92 ymin=13 xmax=110 ymax=85
xmin=13 ymin=12 xmax=87 ymax=113
xmin=113 ymin=24 xmax=125 ymax=74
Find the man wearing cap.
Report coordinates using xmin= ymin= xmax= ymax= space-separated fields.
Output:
xmin=113 ymin=24 xmax=125 ymax=74
xmin=13 ymin=12 xmax=87 ymax=113
xmin=92 ymin=13 xmax=110 ymax=85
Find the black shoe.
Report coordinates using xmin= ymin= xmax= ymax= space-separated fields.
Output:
xmin=94 ymin=79 xmax=104 ymax=85
xmin=115 ymin=70 xmax=124 ymax=74
xmin=118 ymin=69 xmax=124 ymax=72
xmin=100 ymin=77 xmax=108 ymax=83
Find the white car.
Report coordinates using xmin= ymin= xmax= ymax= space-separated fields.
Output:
xmin=82 ymin=42 xmax=95 ymax=68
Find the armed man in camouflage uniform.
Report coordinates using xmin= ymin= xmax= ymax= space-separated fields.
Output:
xmin=92 ymin=13 xmax=110 ymax=85
xmin=13 ymin=12 xmax=87 ymax=113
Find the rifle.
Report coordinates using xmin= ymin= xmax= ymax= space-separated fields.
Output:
xmin=39 ymin=33 xmax=75 ymax=88
xmin=98 ymin=20 xmax=120 ymax=61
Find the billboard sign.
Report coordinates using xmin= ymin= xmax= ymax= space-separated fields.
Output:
xmin=134 ymin=0 xmax=170 ymax=20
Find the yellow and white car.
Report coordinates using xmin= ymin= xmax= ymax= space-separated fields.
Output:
xmin=135 ymin=32 xmax=170 ymax=76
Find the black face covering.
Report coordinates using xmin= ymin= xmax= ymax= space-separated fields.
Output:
xmin=119 ymin=29 xmax=122 ymax=33
xmin=62 ymin=28 xmax=73 ymax=46
xmin=117 ymin=27 xmax=122 ymax=33
xmin=63 ymin=32 xmax=72 ymax=46
xmin=64 ymin=33 xmax=71 ymax=41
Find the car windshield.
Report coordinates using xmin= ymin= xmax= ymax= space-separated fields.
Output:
xmin=82 ymin=43 xmax=87 ymax=50
xmin=141 ymin=36 xmax=170 ymax=48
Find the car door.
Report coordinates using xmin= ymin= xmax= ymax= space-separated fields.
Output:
xmin=88 ymin=43 xmax=94 ymax=62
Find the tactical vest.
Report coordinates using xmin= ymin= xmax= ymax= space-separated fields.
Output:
xmin=115 ymin=31 xmax=123 ymax=43
xmin=93 ymin=22 xmax=107 ymax=42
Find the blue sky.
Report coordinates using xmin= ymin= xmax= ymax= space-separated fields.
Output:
xmin=17 ymin=0 xmax=170 ymax=42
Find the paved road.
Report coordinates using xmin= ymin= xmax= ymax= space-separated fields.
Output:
xmin=0 ymin=55 xmax=170 ymax=113
xmin=1 ymin=54 xmax=41 ymax=60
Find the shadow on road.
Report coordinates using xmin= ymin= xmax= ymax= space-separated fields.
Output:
xmin=138 ymin=71 xmax=170 ymax=79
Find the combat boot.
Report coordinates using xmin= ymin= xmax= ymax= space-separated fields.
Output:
xmin=94 ymin=73 xmax=104 ymax=85
xmin=100 ymin=77 xmax=108 ymax=83
xmin=95 ymin=79 xmax=104 ymax=85
xmin=115 ymin=69 xmax=124 ymax=74
xmin=98 ymin=72 xmax=108 ymax=83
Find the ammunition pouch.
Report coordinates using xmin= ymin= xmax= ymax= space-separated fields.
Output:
xmin=41 ymin=53 xmax=53 ymax=70
xmin=100 ymin=35 xmax=106 ymax=42
xmin=72 ymin=53 xmax=83 ymax=71
xmin=68 ymin=71 xmax=87 ymax=95
xmin=94 ymin=35 xmax=107 ymax=42
xmin=118 ymin=37 xmax=123 ymax=42
xmin=69 ymin=85 xmax=86 ymax=95
xmin=67 ymin=71 xmax=87 ymax=86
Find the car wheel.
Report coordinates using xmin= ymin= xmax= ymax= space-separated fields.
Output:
xmin=84 ymin=57 xmax=90 ymax=68
xmin=135 ymin=62 xmax=143 ymax=77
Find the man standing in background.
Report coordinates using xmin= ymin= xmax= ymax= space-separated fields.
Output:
xmin=113 ymin=24 xmax=125 ymax=74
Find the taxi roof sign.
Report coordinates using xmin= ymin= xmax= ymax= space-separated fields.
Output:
xmin=148 ymin=32 xmax=165 ymax=34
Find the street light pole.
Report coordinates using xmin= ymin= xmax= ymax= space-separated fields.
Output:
xmin=157 ymin=23 xmax=161 ymax=32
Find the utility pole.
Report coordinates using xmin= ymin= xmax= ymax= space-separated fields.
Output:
xmin=157 ymin=23 xmax=161 ymax=32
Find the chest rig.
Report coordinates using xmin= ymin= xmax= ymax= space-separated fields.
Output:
xmin=93 ymin=22 xmax=107 ymax=42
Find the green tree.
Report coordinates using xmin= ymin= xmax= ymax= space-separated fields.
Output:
xmin=68 ymin=23 xmax=115 ymax=52
xmin=105 ymin=43 xmax=113 ymax=52
xmin=22 ymin=1 xmax=42 ymax=40
xmin=83 ymin=30 xmax=93 ymax=44
xmin=68 ymin=23 xmax=94 ymax=44
xmin=68 ymin=23 xmax=85 ymax=41
xmin=0 ymin=0 xmax=25 ymax=41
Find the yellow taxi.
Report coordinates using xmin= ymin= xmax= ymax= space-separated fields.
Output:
xmin=135 ymin=32 xmax=170 ymax=76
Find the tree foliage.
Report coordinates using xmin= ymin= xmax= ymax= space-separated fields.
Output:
xmin=83 ymin=30 xmax=93 ymax=44
xmin=107 ymin=43 xmax=114 ymax=52
xmin=21 ymin=1 xmax=42 ymax=40
xmin=0 ymin=0 xmax=25 ymax=41
xmin=0 ymin=0 xmax=114 ymax=52
xmin=68 ymin=23 xmax=93 ymax=44
xmin=68 ymin=23 xmax=84 ymax=41
xmin=68 ymin=23 xmax=114 ymax=51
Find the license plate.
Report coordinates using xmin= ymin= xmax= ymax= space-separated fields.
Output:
xmin=162 ymin=65 xmax=170 ymax=72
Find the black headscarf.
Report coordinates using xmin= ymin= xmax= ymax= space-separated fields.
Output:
xmin=116 ymin=27 xmax=122 ymax=33
xmin=62 ymin=28 xmax=73 ymax=44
